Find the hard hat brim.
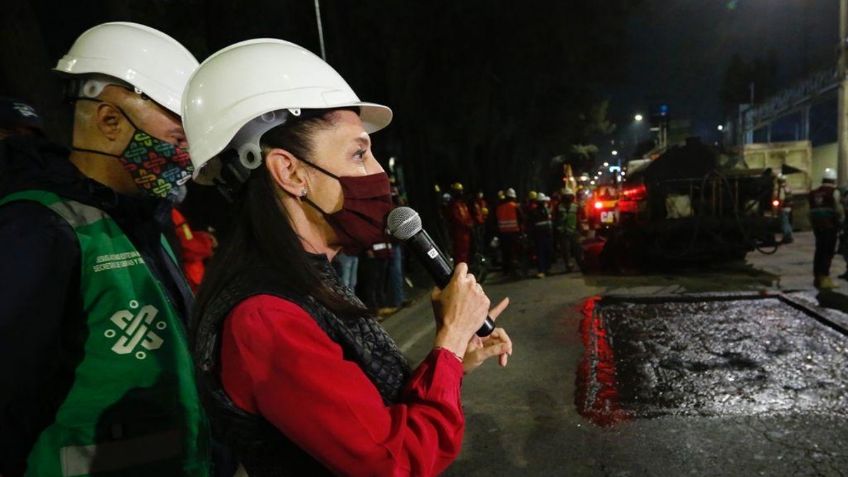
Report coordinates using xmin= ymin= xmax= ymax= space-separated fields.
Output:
xmin=191 ymin=101 xmax=393 ymax=183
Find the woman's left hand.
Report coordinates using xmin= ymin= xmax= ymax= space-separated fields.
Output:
xmin=463 ymin=297 xmax=513 ymax=374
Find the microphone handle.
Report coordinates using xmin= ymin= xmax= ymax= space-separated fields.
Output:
xmin=406 ymin=231 xmax=495 ymax=337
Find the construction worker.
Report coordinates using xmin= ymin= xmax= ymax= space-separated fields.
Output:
xmin=809 ymin=168 xmax=844 ymax=289
xmin=472 ymin=191 xmax=489 ymax=225
xmin=530 ymin=193 xmax=554 ymax=278
xmin=776 ymin=174 xmax=793 ymax=244
xmin=448 ymin=182 xmax=474 ymax=264
xmin=556 ymin=188 xmax=580 ymax=272
xmin=496 ymin=187 xmax=523 ymax=276
xmin=0 ymin=23 xmax=208 ymax=476
xmin=172 ymin=198 xmax=217 ymax=292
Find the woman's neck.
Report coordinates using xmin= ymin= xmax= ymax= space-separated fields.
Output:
xmin=282 ymin=195 xmax=340 ymax=261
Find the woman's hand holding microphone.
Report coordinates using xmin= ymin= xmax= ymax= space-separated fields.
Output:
xmin=432 ymin=263 xmax=513 ymax=374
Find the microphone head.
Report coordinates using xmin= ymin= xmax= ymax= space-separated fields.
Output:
xmin=387 ymin=206 xmax=422 ymax=240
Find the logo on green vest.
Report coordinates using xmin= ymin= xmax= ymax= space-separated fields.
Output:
xmin=104 ymin=300 xmax=167 ymax=360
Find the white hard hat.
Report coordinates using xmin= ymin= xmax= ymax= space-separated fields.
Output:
xmin=506 ymin=188 xmax=517 ymax=198
xmin=182 ymin=38 xmax=393 ymax=183
xmin=536 ymin=193 xmax=550 ymax=202
xmin=824 ymin=168 xmax=837 ymax=181
xmin=54 ymin=22 xmax=198 ymax=115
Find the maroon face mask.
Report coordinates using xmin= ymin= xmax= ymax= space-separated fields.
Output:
xmin=300 ymin=159 xmax=394 ymax=254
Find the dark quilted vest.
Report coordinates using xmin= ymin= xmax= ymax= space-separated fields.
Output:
xmin=193 ymin=255 xmax=411 ymax=476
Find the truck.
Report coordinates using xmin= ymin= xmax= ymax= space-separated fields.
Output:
xmin=597 ymin=137 xmax=781 ymax=271
xmin=741 ymin=140 xmax=812 ymax=230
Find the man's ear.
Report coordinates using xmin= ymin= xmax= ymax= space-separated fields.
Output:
xmin=94 ymin=102 xmax=125 ymax=142
xmin=266 ymin=148 xmax=308 ymax=198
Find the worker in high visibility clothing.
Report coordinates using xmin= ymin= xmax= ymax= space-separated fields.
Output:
xmin=809 ymin=168 xmax=844 ymax=289
xmin=448 ymin=182 xmax=474 ymax=264
xmin=171 ymin=206 xmax=216 ymax=292
xmin=530 ymin=193 xmax=553 ymax=278
xmin=496 ymin=188 xmax=523 ymax=276
xmin=556 ymin=188 xmax=580 ymax=272
xmin=472 ymin=191 xmax=489 ymax=225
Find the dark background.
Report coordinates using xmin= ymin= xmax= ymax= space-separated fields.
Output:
xmin=1 ymin=0 xmax=838 ymax=232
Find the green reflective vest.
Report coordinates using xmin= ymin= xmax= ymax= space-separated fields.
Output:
xmin=0 ymin=190 xmax=209 ymax=477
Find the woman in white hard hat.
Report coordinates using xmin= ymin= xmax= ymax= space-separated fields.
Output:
xmin=185 ymin=39 xmax=512 ymax=476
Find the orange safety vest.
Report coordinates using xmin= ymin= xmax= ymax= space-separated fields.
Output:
xmin=496 ymin=201 xmax=521 ymax=233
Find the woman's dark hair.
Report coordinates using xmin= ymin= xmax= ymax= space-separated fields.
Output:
xmin=192 ymin=109 xmax=366 ymax=337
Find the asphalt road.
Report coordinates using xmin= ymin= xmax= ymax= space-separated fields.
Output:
xmin=381 ymin=231 xmax=848 ymax=476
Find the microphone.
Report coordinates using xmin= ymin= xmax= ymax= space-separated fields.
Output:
xmin=387 ymin=206 xmax=495 ymax=337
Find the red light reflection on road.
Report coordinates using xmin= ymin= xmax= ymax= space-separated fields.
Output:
xmin=575 ymin=296 xmax=630 ymax=427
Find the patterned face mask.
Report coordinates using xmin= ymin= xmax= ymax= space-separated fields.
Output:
xmin=73 ymin=98 xmax=194 ymax=199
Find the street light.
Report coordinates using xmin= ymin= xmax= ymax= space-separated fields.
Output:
xmin=717 ymin=125 xmax=724 ymax=132
xmin=612 ymin=150 xmax=618 ymax=156
xmin=603 ymin=162 xmax=609 ymax=167
xmin=634 ymin=114 xmax=644 ymax=122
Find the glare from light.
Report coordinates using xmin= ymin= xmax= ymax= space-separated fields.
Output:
xmin=603 ymin=162 xmax=609 ymax=167
xmin=634 ymin=114 xmax=644 ymax=122
xmin=612 ymin=150 xmax=619 ymax=156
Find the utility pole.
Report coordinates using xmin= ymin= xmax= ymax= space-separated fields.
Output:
xmin=838 ymin=0 xmax=848 ymax=186
xmin=314 ymin=0 xmax=327 ymax=60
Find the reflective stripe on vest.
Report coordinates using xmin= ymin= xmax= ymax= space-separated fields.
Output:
xmin=496 ymin=203 xmax=520 ymax=232
xmin=0 ymin=190 xmax=210 ymax=477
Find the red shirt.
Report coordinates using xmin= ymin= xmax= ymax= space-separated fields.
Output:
xmin=220 ymin=295 xmax=465 ymax=476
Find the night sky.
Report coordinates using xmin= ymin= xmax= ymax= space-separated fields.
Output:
xmin=1 ymin=0 xmax=842 ymax=212
xmin=608 ymin=0 xmax=839 ymax=148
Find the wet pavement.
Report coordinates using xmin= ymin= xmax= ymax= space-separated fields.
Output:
xmin=381 ymin=231 xmax=848 ymax=476
xmin=583 ymin=296 xmax=848 ymax=421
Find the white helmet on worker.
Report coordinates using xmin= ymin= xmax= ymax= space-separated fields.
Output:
xmin=55 ymin=22 xmax=198 ymax=115
xmin=505 ymin=188 xmax=517 ymax=199
xmin=182 ymin=38 xmax=393 ymax=184
xmin=823 ymin=168 xmax=837 ymax=182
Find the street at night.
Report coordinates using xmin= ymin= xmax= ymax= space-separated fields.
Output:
xmin=383 ymin=232 xmax=848 ymax=476
xmin=5 ymin=1 xmax=848 ymax=476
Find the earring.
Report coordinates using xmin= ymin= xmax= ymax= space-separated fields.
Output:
xmin=300 ymin=188 xmax=308 ymax=197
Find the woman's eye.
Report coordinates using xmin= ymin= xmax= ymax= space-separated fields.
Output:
xmin=353 ymin=149 xmax=366 ymax=161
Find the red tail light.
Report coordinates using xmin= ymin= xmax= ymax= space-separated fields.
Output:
xmin=772 ymin=200 xmax=780 ymax=208
xmin=621 ymin=184 xmax=647 ymax=201
xmin=594 ymin=201 xmax=604 ymax=210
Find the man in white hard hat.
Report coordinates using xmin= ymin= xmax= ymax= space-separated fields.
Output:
xmin=496 ymin=187 xmax=523 ymax=277
xmin=808 ymin=168 xmax=844 ymax=289
xmin=0 ymin=23 xmax=209 ymax=476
